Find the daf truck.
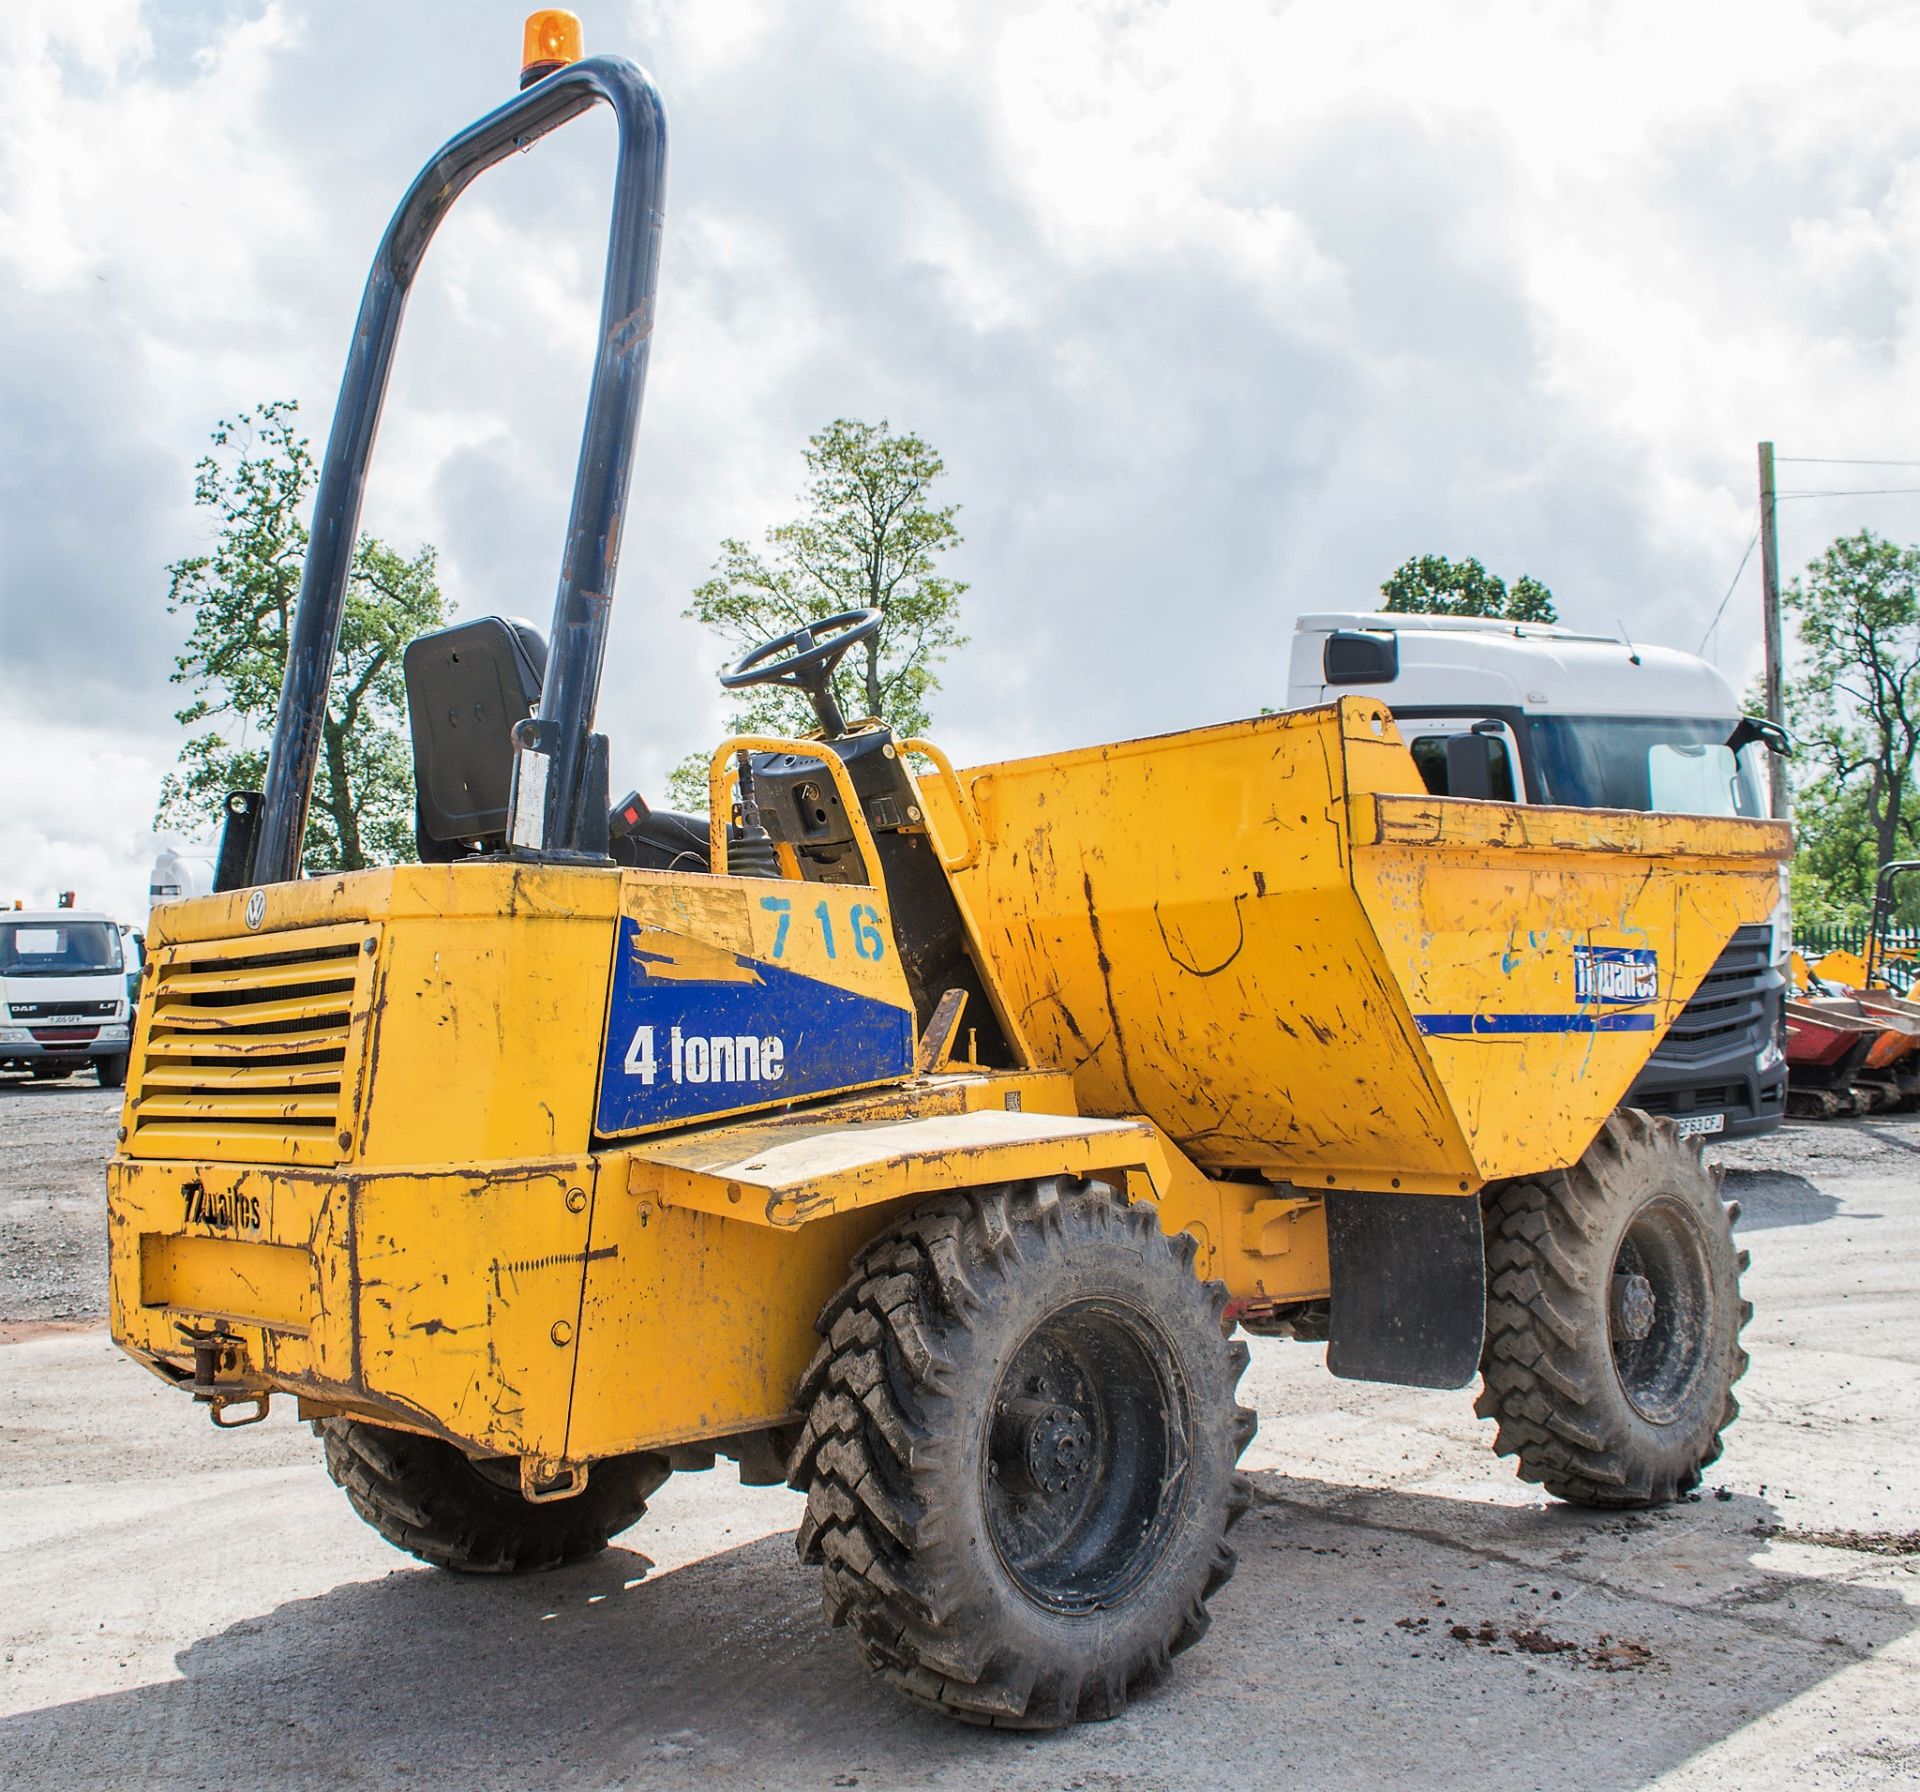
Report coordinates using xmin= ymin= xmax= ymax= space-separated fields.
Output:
xmin=1288 ymin=611 xmax=1790 ymax=1138
xmin=0 ymin=907 xmax=133 ymax=1086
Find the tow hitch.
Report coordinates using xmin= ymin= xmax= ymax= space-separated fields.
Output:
xmin=176 ymin=1322 xmax=272 ymax=1428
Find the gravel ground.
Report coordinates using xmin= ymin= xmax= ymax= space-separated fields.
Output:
xmin=0 ymin=1081 xmax=117 ymax=1331
xmin=2 ymin=1091 xmax=1916 ymax=1788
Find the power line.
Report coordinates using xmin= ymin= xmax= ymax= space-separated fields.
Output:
xmin=1777 ymin=456 xmax=1920 ymax=467
xmin=1698 ymin=529 xmax=1759 ymax=656
xmin=1777 ymin=487 xmax=1920 ymax=498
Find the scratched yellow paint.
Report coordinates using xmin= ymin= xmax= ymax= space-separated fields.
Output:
xmin=1348 ymin=787 xmax=1790 ymax=1180
xmin=355 ymin=1161 xmax=600 ymax=1459
xmin=130 ymin=864 xmax=623 ymax=1166
xmin=931 ymin=698 xmax=1789 ymax=1191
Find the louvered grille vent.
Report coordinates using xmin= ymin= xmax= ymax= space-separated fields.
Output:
xmin=130 ymin=927 xmax=372 ymax=1164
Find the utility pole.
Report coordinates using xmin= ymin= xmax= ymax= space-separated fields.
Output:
xmin=1758 ymin=440 xmax=1787 ymax=818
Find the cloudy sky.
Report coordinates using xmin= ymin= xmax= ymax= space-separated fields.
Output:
xmin=5 ymin=0 xmax=1920 ymax=919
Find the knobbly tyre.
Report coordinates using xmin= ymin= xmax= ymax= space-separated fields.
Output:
xmin=107 ymin=11 xmax=1787 ymax=1729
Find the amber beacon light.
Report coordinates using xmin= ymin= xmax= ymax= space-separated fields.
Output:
xmin=520 ymin=9 xmax=584 ymax=88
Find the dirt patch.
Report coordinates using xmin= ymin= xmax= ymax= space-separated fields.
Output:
xmin=1447 ymin=1620 xmax=1662 ymax=1672
xmin=0 ymin=1318 xmax=105 ymax=1345
xmin=1758 ymin=1525 xmax=1920 ymax=1558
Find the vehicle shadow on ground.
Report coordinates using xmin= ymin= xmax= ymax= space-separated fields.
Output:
xmin=4 ymin=1474 xmax=1908 ymax=1791
xmin=1721 ymin=1168 xmax=1842 ymax=1230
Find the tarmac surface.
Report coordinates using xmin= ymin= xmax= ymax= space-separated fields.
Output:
xmin=1 ymin=1078 xmax=1915 ymax=1789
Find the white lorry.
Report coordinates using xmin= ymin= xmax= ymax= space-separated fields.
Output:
xmin=0 ymin=908 xmax=134 ymax=1087
xmin=1288 ymin=611 xmax=1789 ymax=1138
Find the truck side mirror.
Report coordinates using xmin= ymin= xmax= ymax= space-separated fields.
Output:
xmin=1324 ymin=631 xmax=1398 ymax=685
xmin=1445 ymin=732 xmax=1499 ymax=801
xmin=1728 ymin=715 xmax=1793 ymax=758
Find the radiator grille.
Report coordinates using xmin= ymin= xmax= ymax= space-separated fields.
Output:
xmin=128 ymin=925 xmax=375 ymax=1165
xmin=1649 ymin=924 xmax=1778 ymax=1063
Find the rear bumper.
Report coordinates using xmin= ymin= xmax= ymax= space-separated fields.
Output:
xmin=106 ymin=1150 xmax=601 ymax=1463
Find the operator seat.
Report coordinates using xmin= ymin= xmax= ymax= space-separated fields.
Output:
xmin=402 ymin=614 xmax=711 ymax=869
xmin=404 ymin=616 xmax=547 ymax=860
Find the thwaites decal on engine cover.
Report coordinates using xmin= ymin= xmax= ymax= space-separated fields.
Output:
xmin=595 ymin=913 xmax=916 ymax=1134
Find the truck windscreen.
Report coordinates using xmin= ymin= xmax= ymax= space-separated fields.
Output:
xmin=0 ymin=922 xmax=124 ymax=977
xmin=1527 ymin=717 xmax=1767 ymax=817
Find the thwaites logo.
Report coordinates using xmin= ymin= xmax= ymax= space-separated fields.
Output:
xmin=623 ymin=1025 xmax=786 ymax=1088
xmin=182 ymin=1181 xmax=261 ymax=1230
xmin=1574 ymin=945 xmax=1658 ymax=1005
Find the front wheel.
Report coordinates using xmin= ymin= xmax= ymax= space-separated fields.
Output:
xmin=96 ymin=1054 xmax=128 ymax=1089
xmin=1477 ymin=1109 xmax=1750 ymax=1507
xmin=788 ymin=1179 xmax=1255 ymax=1729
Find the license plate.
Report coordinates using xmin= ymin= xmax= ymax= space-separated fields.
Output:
xmin=1674 ymin=1113 xmax=1726 ymax=1138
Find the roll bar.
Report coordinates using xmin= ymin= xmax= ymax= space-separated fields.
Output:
xmin=246 ymin=55 xmax=668 ymax=885
xmin=1864 ymin=859 xmax=1920 ymax=991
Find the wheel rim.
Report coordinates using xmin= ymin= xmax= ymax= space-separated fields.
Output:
xmin=982 ymin=1298 xmax=1191 ymax=1614
xmin=1608 ymin=1195 xmax=1714 ymax=1425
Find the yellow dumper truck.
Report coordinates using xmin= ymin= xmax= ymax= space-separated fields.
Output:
xmin=107 ymin=18 xmax=1789 ymax=1729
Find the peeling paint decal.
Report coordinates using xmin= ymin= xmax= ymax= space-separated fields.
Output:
xmin=595 ymin=917 xmax=914 ymax=1134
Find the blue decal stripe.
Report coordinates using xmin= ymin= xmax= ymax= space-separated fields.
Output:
xmin=1416 ymin=1012 xmax=1658 ymax=1035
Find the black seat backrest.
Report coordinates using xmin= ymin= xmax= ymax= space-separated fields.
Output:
xmin=404 ymin=617 xmax=547 ymax=859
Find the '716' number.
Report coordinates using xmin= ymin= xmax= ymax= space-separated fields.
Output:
xmin=760 ymin=896 xmax=886 ymax=962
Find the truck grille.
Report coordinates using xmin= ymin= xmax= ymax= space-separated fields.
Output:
xmin=127 ymin=924 xmax=375 ymax=1165
xmin=1649 ymin=924 xmax=1778 ymax=1063
xmin=10 ymin=1000 xmax=117 ymax=1020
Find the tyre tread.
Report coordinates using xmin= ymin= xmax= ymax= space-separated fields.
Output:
xmin=1476 ymin=1111 xmax=1748 ymax=1509
xmin=788 ymin=1179 xmax=1254 ymax=1727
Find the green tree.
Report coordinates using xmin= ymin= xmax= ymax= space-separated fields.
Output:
xmin=1380 ymin=554 xmax=1558 ymax=623
xmin=156 ymin=401 xmax=450 ymax=872
xmin=1788 ymin=776 xmax=1894 ymax=925
xmin=1784 ymin=529 xmax=1920 ymax=920
xmin=673 ymin=418 xmax=967 ymax=806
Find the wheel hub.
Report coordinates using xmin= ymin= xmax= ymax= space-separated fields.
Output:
xmin=1611 ymin=1269 xmax=1658 ymax=1342
xmin=996 ymin=1395 xmax=1094 ymax=1498
xmin=981 ymin=1298 xmax=1192 ymax=1615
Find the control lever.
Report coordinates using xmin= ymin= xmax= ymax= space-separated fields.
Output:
xmin=728 ymin=750 xmax=782 ymax=879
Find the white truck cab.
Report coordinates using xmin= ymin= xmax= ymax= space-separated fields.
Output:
xmin=1288 ymin=611 xmax=1772 ymax=817
xmin=0 ymin=908 xmax=133 ymax=1087
xmin=1287 ymin=611 xmax=1787 ymax=1139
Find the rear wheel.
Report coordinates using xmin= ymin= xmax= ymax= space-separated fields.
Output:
xmin=788 ymin=1179 xmax=1255 ymax=1728
xmin=317 ymin=1418 xmax=669 ymax=1573
xmin=1477 ymin=1109 xmax=1749 ymax=1508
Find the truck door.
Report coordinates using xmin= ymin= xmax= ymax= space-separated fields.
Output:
xmin=1399 ymin=717 xmax=1525 ymax=802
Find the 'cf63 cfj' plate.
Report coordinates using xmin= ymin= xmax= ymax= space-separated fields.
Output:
xmin=1673 ymin=1112 xmax=1726 ymax=1138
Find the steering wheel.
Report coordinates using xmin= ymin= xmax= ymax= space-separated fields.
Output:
xmin=719 ymin=607 xmax=882 ymax=737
